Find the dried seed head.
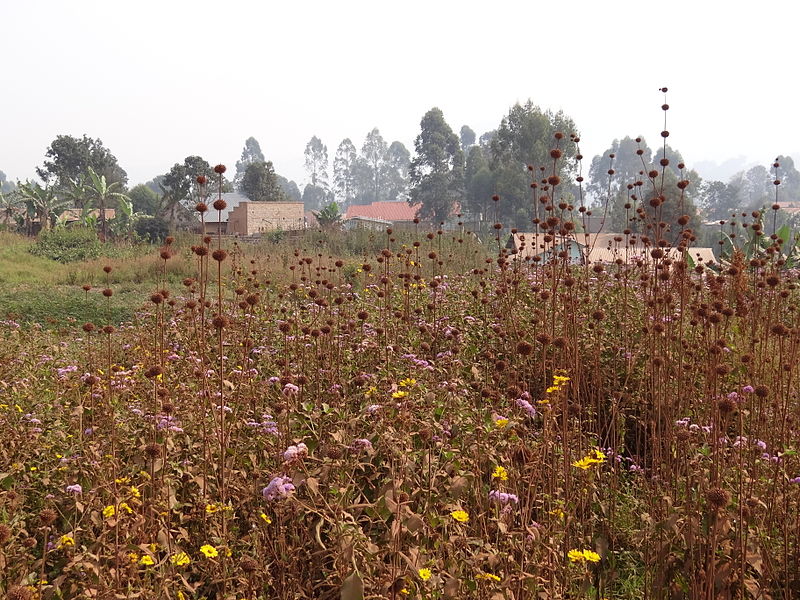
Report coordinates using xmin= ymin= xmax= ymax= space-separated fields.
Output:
xmin=0 ymin=523 xmax=11 ymax=544
xmin=705 ymin=488 xmax=730 ymax=510
xmin=145 ymin=443 xmax=161 ymax=458
xmin=6 ymin=586 xmax=32 ymax=600
xmin=241 ymin=556 xmax=259 ymax=573
xmin=39 ymin=508 xmax=57 ymax=526
xmin=212 ymin=199 xmax=227 ymax=211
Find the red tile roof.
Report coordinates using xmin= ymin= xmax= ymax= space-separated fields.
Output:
xmin=345 ymin=201 xmax=420 ymax=222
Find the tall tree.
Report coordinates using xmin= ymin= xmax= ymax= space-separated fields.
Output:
xmin=333 ymin=138 xmax=358 ymax=206
xmin=587 ymin=136 xmax=653 ymax=208
xmin=302 ymin=184 xmax=329 ymax=211
xmin=489 ymin=101 xmax=579 ymax=227
xmin=234 ymin=137 xmax=266 ymax=189
xmin=464 ymin=145 xmax=493 ymax=219
xmin=37 ymin=135 xmax=127 ymax=192
xmin=382 ymin=141 xmax=411 ymax=202
xmin=700 ymin=179 xmax=741 ymax=221
xmin=304 ymin=136 xmax=329 ymax=188
xmin=128 ymin=184 xmax=161 ymax=216
xmin=277 ymin=175 xmax=302 ymax=202
xmin=241 ymin=161 xmax=286 ymax=202
xmin=361 ymin=128 xmax=388 ymax=203
xmin=0 ymin=170 xmax=15 ymax=193
xmin=408 ymin=108 xmax=464 ymax=224
xmin=459 ymin=125 xmax=476 ymax=151
xmin=160 ymin=156 xmax=213 ymax=227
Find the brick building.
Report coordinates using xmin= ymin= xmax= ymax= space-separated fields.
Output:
xmin=200 ymin=192 xmax=305 ymax=235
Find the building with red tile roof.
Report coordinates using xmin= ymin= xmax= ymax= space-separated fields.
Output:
xmin=344 ymin=201 xmax=421 ymax=223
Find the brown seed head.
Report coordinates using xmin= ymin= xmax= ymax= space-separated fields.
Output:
xmin=40 ymin=508 xmax=57 ymax=526
xmin=705 ymin=487 xmax=730 ymax=510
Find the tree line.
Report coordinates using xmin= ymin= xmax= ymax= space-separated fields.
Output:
xmin=2 ymin=103 xmax=798 ymax=240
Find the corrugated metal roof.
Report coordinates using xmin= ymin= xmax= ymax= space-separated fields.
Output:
xmin=202 ymin=192 xmax=249 ymax=223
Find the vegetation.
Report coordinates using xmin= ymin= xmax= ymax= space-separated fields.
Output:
xmin=1 ymin=92 xmax=800 ymax=600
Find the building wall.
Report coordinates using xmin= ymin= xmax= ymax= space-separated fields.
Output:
xmin=228 ymin=202 xmax=305 ymax=235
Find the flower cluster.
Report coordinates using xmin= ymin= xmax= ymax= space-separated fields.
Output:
xmin=283 ymin=442 xmax=308 ymax=462
xmin=489 ymin=490 xmax=519 ymax=505
xmin=262 ymin=475 xmax=295 ymax=501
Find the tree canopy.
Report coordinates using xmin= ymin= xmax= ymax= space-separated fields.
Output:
xmin=37 ymin=135 xmax=127 ymax=192
xmin=408 ymin=107 xmax=464 ymax=224
xmin=241 ymin=161 xmax=286 ymax=202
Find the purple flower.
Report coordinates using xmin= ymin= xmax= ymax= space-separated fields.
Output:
xmin=262 ymin=475 xmax=295 ymax=501
xmin=789 ymin=476 xmax=800 ymax=484
xmin=66 ymin=484 xmax=82 ymax=495
xmin=282 ymin=383 xmax=299 ymax=397
xmin=489 ymin=490 xmax=519 ymax=505
xmin=351 ymin=438 xmax=373 ymax=452
xmin=742 ymin=385 xmax=754 ymax=394
xmin=515 ymin=394 xmax=537 ymax=418
xmin=283 ymin=442 xmax=308 ymax=462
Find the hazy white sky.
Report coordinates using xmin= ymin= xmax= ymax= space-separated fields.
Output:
xmin=2 ymin=0 xmax=798 ymax=188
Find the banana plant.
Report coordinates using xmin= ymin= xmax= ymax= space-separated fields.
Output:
xmin=16 ymin=181 xmax=69 ymax=232
xmin=86 ymin=167 xmax=130 ymax=241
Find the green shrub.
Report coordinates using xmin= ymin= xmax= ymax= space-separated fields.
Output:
xmin=134 ymin=216 xmax=170 ymax=243
xmin=29 ymin=227 xmax=101 ymax=263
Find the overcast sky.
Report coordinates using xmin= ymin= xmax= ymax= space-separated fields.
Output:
xmin=2 ymin=0 xmax=798 ymax=189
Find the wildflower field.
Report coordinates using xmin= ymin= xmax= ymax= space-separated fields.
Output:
xmin=2 ymin=169 xmax=800 ymax=600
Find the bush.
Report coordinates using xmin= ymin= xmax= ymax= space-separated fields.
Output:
xmin=29 ymin=227 xmax=101 ymax=263
xmin=134 ymin=216 xmax=170 ymax=243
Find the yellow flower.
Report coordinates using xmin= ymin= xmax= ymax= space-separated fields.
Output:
xmin=170 ymin=551 xmax=191 ymax=567
xmin=568 ymin=549 xmax=585 ymax=562
xmin=259 ymin=512 xmax=272 ymax=524
xmin=450 ymin=510 xmax=469 ymax=523
xmin=103 ymin=505 xmax=115 ymax=518
xmin=492 ymin=465 xmax=508 ymax=481
xmin=139 ymin=555 xmax=154 ymax=566
xmin=582 ymin=549 xmax=601 ymax=563
xmin=30 ymin=466 xmax=38 ymax=472
xmin=494 ymin=418 xmax=509 ymax=428
xmin=572 ymin=457 xmax=597 ymax=470
xmin=475 ymin=572 xmax=501 ymax=582
xmin=129 ymin=486 xmax=141 ymax=498
xmin=568 ymin=548 xmax=601 ymax=563
xmin=119 ymin=502 xmax=133 ymax=514
xmin=417 ymin=568 xmax=432 ymax=581
xmin=592 ymin=449 xmax=607 ymax=461
xmin=57 ymin=535 xmax=75 ymax=549
xmin=206 ymin=503 xmax=222 ymax=514
xmin=128 ymin=552 xmax=139 ymax=563
xmin=177 ymin=592 xmax=186 ymax=600
xmin=399 ymin=378 xmax=416 ymax=387
xmin=200 ymin=544 xmax=218 ymax=558
xmin=549 ymin=508 xmax=565 ymax=520
xmin=364 ymin=386 xmax=378 ymax=398
xmin=391 ymin=390 xmax=408 ymax=399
